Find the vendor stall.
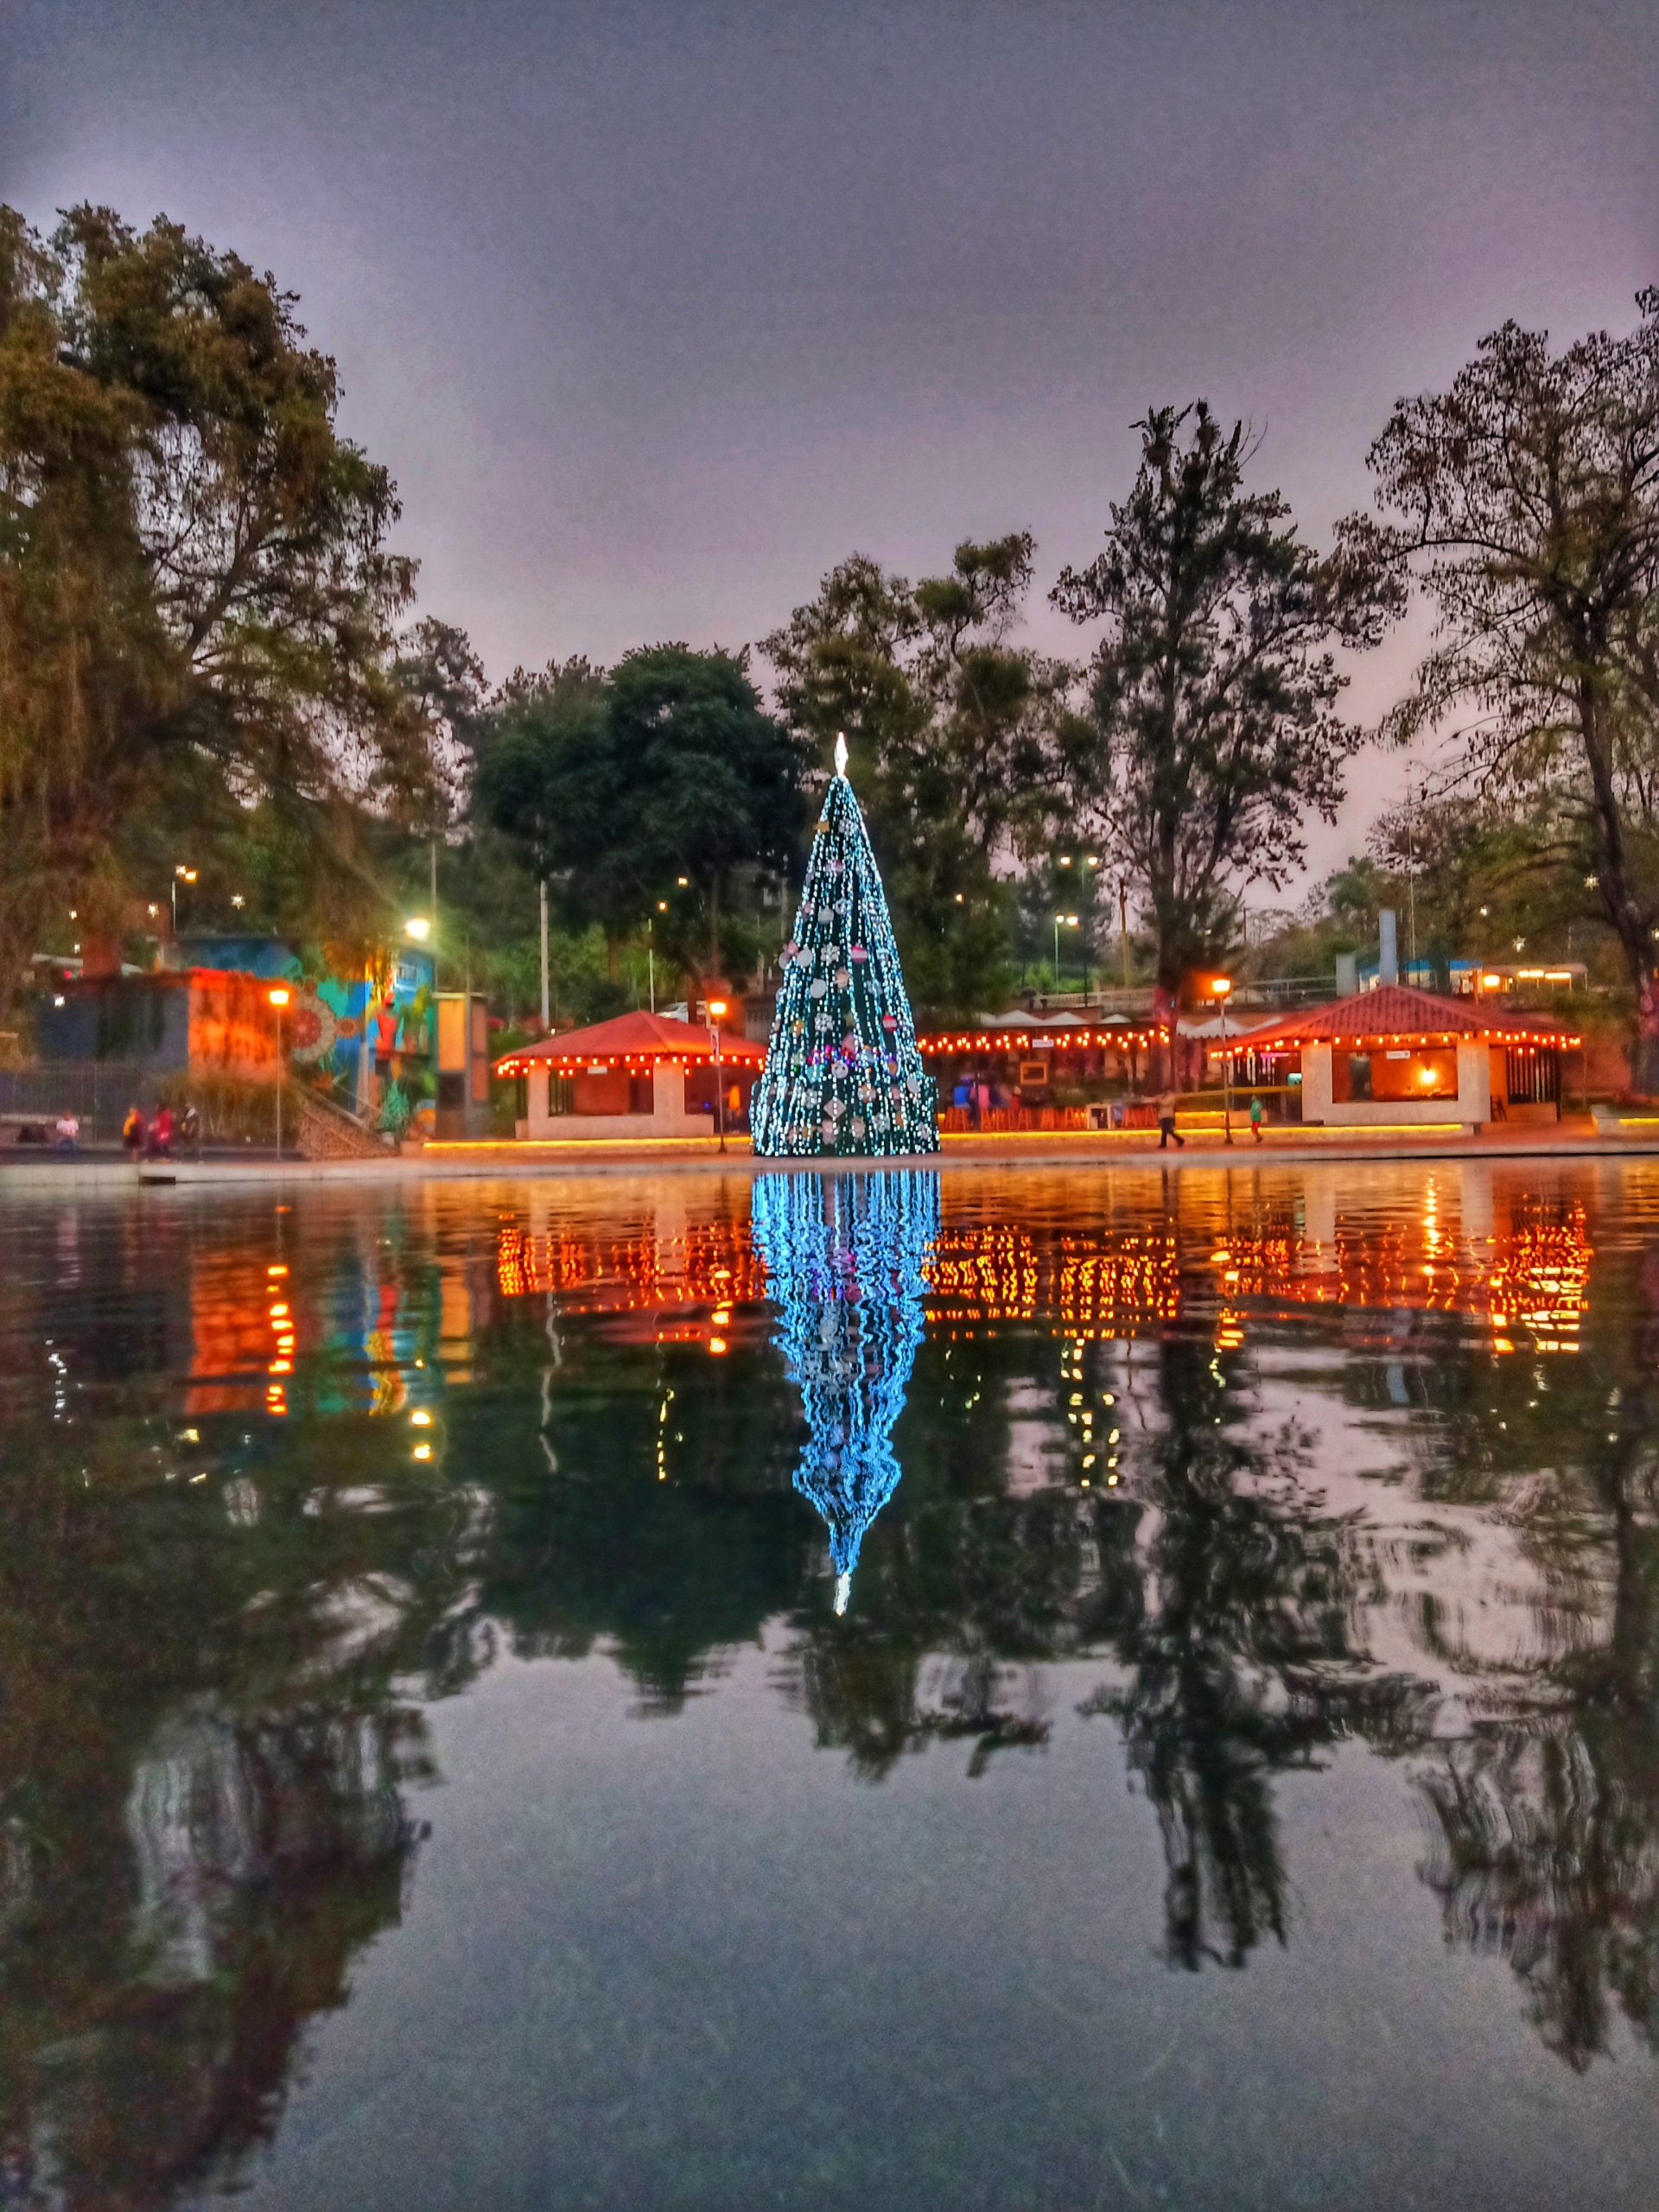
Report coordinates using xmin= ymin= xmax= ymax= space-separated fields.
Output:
xmin=919 ymin=1016 xmax=1161 ymax=1129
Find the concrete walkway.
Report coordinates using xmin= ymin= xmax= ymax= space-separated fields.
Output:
xmin=3 ymin=1117 xmax=1659 ymax=1192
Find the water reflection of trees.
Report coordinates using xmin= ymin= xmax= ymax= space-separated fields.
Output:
xmin=6 ymin=1162 xmax=1659 ymax=2206
xmin=1083 ymin=1334 xmax=1366 ymax=1969
xmin=1402 ymin=1237 xmax=1659 ymax=2071
xmin=0 ymin=1400 xmax=469 ymax=2208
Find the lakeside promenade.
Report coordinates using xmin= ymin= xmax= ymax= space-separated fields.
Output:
xmin=4 ymin=1116 xmax=1658 ymax=1189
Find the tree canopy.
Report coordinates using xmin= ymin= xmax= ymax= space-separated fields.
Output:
xmin=0 ymin=203 xmax=454 ymax=983
xmin=473 ymin=645 xmax=806 ymax=980
xmin=1053 ymin=403 xmax=1394 ymax=996
xmin=1344 ymin=290 xmax=1659 ymax=1081
xmin=763 ymin=535 xmax=1072 ymax=1018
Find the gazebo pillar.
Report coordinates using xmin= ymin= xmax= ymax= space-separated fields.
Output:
xmin=1456 ymin=1039 xmax=1491 ymax=1125
xmin=1301 ymin=1042 xmax=1334 ymax=1124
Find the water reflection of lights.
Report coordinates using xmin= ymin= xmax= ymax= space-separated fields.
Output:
xmin=488 ymin=1185 xmax=1594 ymax=1363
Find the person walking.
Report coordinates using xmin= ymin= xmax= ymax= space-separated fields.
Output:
xmin=151 ymin=1103 xmax=174 ymax=1160
xmin=1157 ymin=1088 xmax=1184 ymax=1149
xmin=179 ymin=1101 xmax=200 ymax=1156
xmin=1249 ymin=1094 xmax=1266 ymax=1145
xmin=121 ymin=1104 xmax=146 ymax=1160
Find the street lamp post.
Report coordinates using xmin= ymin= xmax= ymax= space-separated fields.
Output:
xmin=1052 ymin=912 xmax=1079 ymax=992
xmin=651 ymin=899 xmax=670 ymax=1014
xmin=268 ymin=986 xmax=290 ymax=1157
xmin=706 ymin=997 xmax=728 ymax=1153
xmin=171 ymin=864 xmax=196 ymax=938
xmin=1211 ymin=976 xmax=1234 ymax=1146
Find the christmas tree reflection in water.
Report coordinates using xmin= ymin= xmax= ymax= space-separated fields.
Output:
xmin=751 ymin=1170 xmax=938 ymax=1612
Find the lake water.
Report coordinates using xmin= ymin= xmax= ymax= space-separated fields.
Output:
xmin=3 ymin=1160 xmax=1658 ymax=2209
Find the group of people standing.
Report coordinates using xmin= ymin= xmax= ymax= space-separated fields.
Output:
xmin=950 ymin=1075 xmax=1014 ymax=1128
xmin=120 ymin=1102 xmax=199 ymax=1160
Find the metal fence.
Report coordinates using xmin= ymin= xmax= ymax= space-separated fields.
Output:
xmin=0 ymin=1062 xmax=133 ymax=1140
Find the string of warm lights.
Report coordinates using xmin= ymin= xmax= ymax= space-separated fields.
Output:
xmin=493 ymin=1191 xmax=1592 ymax=1360
xmin=1217 ymin=1025 xmax=1581 ymax=1057
xmin=493 ymin=1045 xmax=760 ymax=1077
xmin=918 ymin=1027 xmax=1161 ymax=1055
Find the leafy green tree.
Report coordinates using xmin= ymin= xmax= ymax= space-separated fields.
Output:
xmin=1052 ymin=404 xmax=1394 ymax=996
xmin=1344 ymin=292 xmax=1659 ymax=1084
xmin=474 ymin=646 xmax=804 ymax=982
xmin=0 ymin=204 xmax=455 ymax=982
xmin=764 ymin=536 xmax=1072 ymax=1020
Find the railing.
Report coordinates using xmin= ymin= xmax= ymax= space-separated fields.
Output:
xmin=0 ymin=1062 xmax=129 ymax=1140
xmin=1014 ymin=976 xmax=1335 ymax=1018
xmin=938 ymin=1085 xmax=1303 ymax=1135
xmin=295 ymin=1089 xmax=388 ymax=1160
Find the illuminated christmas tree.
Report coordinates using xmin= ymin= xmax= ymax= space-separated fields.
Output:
xmin=751 ymin=736 xmax=938 ymax=1158
xmin=752 ymin=1168 xmax=938 ymax=1613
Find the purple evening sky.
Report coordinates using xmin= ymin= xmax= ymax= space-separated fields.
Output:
xmin=5 ymin=0 xmax=1656 ymax=894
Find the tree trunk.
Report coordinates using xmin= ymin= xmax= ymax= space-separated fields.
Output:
xmin=1578 ymin=682 xmax=1659 ymax=1092
xmin=707 ymin=872 xmax=722 ymax=980
xmin=1630 ymin=962 xmax=1659 ymax=1096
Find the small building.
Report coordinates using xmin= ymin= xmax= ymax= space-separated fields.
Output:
xmin=920 ymin=1017 xmax=1160 ymax=1122
xmin=1215 ymin=984 xmax=1580 ymax=1130
xmin=1355 ymin=954 xmax=1589 ymax=998
xmin=496 ymin=1010 xmax=766 ymax=1141
xmin=36 ymin=967 xmax=288 ymax=1079
xmin=431 ymin=991 xmax=492 ymax=1139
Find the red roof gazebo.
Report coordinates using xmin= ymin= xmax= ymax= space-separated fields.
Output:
xmin=1210 ymin=983 xmax=1580 ymax=1128
xmin=494 ymin=1009 xmax=766 ymax=1080
xmin=496 ymin=1011 xmax=766 ymax=1141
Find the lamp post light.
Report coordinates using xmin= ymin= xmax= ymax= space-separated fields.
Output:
xmin=268 ymin=986 xmax=290 ymax=1156
xmin=171 ymin=864 xmax=197 ymax=936
xmin=1052 ymin=912 xmax=1079 ymax=991
xmin=1211 ymin=976 xmax=1234 ymax=1145
xmin=404 ymin=915 xmax=431 ymax=944
xmin=651 ymin=900 xmax=670 ymax=1014
xmin=705 ymin=997 xmax=729 ymax=1153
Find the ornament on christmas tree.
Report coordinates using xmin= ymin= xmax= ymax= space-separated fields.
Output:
xmin=752 ymin=735 xmax=938 ymax=1156
xmin=751 ymin=1167 xmax=938 ymax=1613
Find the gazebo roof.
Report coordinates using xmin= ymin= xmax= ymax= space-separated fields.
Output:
xmin=1217 ymin=983 xmax=1580 ymax=1056
xmin=494 ymin=1009 xmax=766 ymax=1076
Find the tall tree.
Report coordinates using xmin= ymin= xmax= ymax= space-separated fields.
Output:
xmin=764 ymin=536 xmax=1072 ymax=1019
xmin=0 ymin=204 xmax=450 ymax=981
xmin=1052 ymin=404 xmax=1394 ymax=996
xmin=1345 ymin=293 xmax=1659 ymax=1086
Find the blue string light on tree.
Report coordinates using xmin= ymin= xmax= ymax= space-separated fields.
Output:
xmin=751 ymin=734 xmax=938 ymax=1157
xmin=752 ymin=1168 xmax=938 ymax=1613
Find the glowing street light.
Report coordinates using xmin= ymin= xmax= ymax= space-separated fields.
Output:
xmin=706 ymin=996 xmax=729 ymax=1153
xmin=170 ymin=864 xmax=197 ymax=935
xmin=1211 ymin=975 xmax=1235 ymax=1146
xmin=268 ymin=986 xmax=290 ymax=1157
xmin=404 ymin=915 xmax=431 ymax=942
xmin=1052 ymin=911 xmax=1080 ymax=988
